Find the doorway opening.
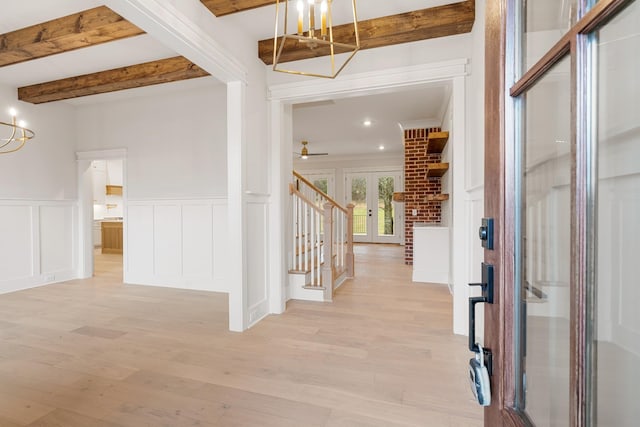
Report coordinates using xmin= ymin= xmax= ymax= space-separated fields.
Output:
xmin=76 ymin=149 xmax=126 ymax=283
xmin=90 ymin=159 xmax=124 ymax=281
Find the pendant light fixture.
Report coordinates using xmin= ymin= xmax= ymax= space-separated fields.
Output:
xmin=273 ymin=0 xmax=360 ymax=79
xmin=0 ymin=108 xmax=35 ymax=155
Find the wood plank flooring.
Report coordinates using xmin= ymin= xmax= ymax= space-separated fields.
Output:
xmin=0 ymin=244 xmax=482 ymax=426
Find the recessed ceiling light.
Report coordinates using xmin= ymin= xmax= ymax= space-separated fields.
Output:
xmin=379 ymin=145 xmax=385 ymax=150
xmin=363 ymin=119 xmax=372 ymax=127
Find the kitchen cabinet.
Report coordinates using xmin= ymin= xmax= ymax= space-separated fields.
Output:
xmin=101 ymin=221 xmax=123 ymax=254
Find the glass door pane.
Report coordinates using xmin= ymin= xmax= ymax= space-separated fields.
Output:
xmin=595 ymin=3 xmax=640 ymax=425
xmin=519 ymin=56 xmax=571 ymax=425
xmin=524 ymin=0 xmax=577 ymax=68
xmin=377 ymin=175 xmax=395 ymax=237
xmin=350 ymin=175 xmax=368 ymax=237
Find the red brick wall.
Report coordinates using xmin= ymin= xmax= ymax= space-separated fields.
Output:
xmin=404 ymin=128 xmax=442 ymax=265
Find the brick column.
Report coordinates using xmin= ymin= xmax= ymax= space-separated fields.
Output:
xmin=404 ymin=128 xmax=442 ymax=265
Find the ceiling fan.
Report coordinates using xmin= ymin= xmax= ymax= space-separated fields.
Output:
xmin=295 ymin=140 xmax=328 ymax=159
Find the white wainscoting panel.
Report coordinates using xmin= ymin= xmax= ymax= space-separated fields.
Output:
xmin=125 ymin=198 xmax=228 ymax=293
xmin=183 ymin=204 xmax=214 ymax=279
xmin=40 ymin=205 xmax=74 ymax=275
xmin=0 ymin=201 xmax=76 ymax=294
xmin=0 ymin=205 xmax=33 ymax=281
xmin=246 ymin=195 xmax=270 ymax=327
xmin=127 ymin=205 xmax=154 ymax=277
xmin=153 ymin=204 xmax=182 ymax=279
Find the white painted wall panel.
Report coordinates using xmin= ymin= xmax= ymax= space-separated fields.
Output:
xmin=40 ymin=205 xmax=74 ymax=274
xmin=247 ymin=201 xmax=268 ymax=308
xmin=126 ymin=199 xmax=228 ymax=293
xmin=126 ymin=205 xmax=154 ymax=277
xmin=212 ymin=202 xmax=229 ymax=291
xmin=0 ymin=206 xmax=32 ymax=280
xmin=413 ymin=226 xmax=449 ymax=284
xmin=182 ymin=204 xmax=213 ymax=279
xmin=246 ymin=198 xmax=269 ymax=325
xmin=0 ymin=202 xmax=76 ymax=294
xmin=153 ymin=205 xmax=181 ymax=278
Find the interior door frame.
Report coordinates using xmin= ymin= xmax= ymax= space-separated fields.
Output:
xmin=483 ymin=0 xmax=634 ymax=425
xmin=76 ymin=149 xmax=127 ymax=280
xmin=345 ymin=168 xmax=403 ymax=244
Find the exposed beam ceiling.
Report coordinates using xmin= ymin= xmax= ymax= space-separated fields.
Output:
xmin=200 ymin=0 xmax=273 ymax=17
xmin=2 ymin=1 xmax=476 ymax=103
xmin=0 ymin=6 xmax=144 ymax=67
xmin=258 ymin=1 xmax=475 ymax=65
xmin=18 ymin=57 xmax=209 ymax=104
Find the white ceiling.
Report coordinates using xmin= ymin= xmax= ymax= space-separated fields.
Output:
xmin=0 ymin=0 xmax=457 ymax=156
xmin=293 ymin=84 xmax=450 ymax=157
xmin=221 ymin=0 xmax=466 ymax=40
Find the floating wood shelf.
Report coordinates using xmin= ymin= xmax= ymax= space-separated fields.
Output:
xmin=426 ymin=162 xmax=449 ymax=177
xmin=106 ymin=185 xmax=123 ymax=195
xmin=424 ymin=194 xmax=449 ymax=202
xmin=426 ymin=131 xmax=450 ymax=154
xmin=392 ymin=192 xmax=405 ymax=202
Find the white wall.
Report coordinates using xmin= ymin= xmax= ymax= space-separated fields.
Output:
xmin=76 ymin=79 xmax=227 ymax=199
xmin=76 ymin=80 xmax=230 ymax=293
xmin=0 ymin=83 xmax=78 ymax=293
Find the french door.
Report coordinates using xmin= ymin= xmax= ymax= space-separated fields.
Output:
xmin=483 ymin=0 xmax=638 ymax=426
xmin=346 ymin=171 xmax=401 ymax=243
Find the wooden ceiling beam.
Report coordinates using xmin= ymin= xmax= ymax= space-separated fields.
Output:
xmin=0 ymin=6 xmax=144 ymax=68
xmin=200 ymin=0 xmax=274 ymax=17
xmin=18 ymin=56 xmax=209 ymax=104
xmin=258 ymin=0 xmax=476 ymax=65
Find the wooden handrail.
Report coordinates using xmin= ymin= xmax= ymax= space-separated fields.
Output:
xmin=293 ymin=170 xmax=348 ymax=214
xmin=289 ymin=183 xmax=324 ymax=214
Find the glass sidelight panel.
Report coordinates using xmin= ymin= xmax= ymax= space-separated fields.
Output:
xmin=595 ymin=3 xmax=640 ymax=426
xmin=351 ymin=176 xmax=367 ymax=235
xmin=377 ymin=176 xmax=395 ymax=237
xmin=519 ymin=56 xmax=571 ymax=425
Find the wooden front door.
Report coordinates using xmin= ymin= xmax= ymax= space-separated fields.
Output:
xmin=482 ymin=0 xmax=638 ymax=425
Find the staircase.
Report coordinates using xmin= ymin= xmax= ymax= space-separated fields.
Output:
xmin=289 ymin=171 xmax=354 ymax=302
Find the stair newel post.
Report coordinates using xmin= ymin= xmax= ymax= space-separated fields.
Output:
xmin=322 ymin=202 xmax=334 ymax=301
xmin=346 ymin=203 xmax=355 ymax=278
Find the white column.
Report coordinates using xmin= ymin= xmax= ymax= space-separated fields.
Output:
xmin=451 ymin=75 xmax=471 ymax=336
xmin=268 ymin=100 xmax=293 ymax=314
xmin=227 ymin=81 xmax=247 ymax=332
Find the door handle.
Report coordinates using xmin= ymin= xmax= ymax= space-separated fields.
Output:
xmin=468 ymin=262 xmax=494 ymax=375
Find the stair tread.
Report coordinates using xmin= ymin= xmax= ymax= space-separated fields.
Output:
xmin=288 ymin=263 xmax=325 ymax=275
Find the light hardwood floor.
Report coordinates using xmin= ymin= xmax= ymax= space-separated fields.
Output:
xmin=0 ymin=244 xmax=482 ymax=426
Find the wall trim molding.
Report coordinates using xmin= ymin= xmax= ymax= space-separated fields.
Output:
xmin=268 ymin=59 xmax=469 ymax=102
xmin=76 ymin=148 xmax=127 ymax=161
xmin=128 ymin=196 xmax=227 ymax=204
